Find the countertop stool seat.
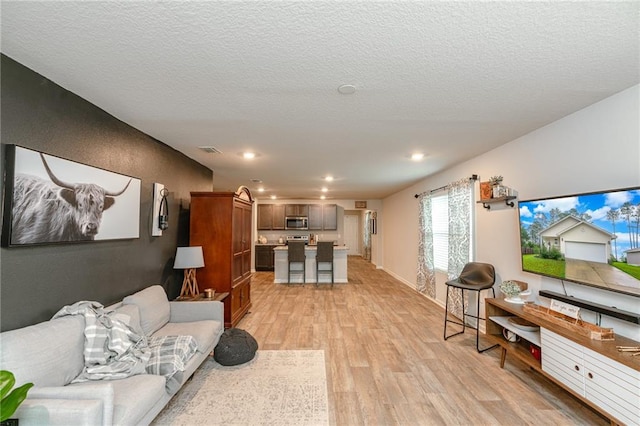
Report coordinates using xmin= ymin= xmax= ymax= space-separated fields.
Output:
xmin=287 ymin=241 xmax=306 ymax=284
xmin=444 ymin=262 xmax=498 ymax=353
xmin=315 ymin=241 xmax=334 ymax=287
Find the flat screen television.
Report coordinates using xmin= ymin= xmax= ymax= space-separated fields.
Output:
xmin=518 ymin=186 xmax=640 ymax=298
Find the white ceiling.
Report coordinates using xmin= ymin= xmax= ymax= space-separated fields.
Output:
xmin=2 ymin=1 xmax=638 ymax=200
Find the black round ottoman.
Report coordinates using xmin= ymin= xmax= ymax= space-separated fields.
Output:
xmin=213 ymin=328 xmax=258 ymax=366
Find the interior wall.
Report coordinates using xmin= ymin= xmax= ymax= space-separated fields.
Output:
xmin=0 ymin=55 xmax=213 ymax=331
xmin=382 ymin=85 xmax=640 ymax=340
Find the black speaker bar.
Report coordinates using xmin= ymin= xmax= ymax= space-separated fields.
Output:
xmin=538 ymin=290 xmax=639 ymax=324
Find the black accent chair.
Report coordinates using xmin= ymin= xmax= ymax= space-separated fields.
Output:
xmin=287 ymin=241 xmax=306 ymax=284
xmin=443 ymin=262 xmax=498 ymax=353
xmin=315 ymin=242 xmax=334 ymax=287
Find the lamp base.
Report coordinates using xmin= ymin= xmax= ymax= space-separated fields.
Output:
xmin=180 ymin=268 xmax=200 ymax=298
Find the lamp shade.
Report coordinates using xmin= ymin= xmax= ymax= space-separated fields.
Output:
xmin=173 ymin=246 xmax=205 ymax=269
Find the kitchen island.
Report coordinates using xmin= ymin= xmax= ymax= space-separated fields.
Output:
xmin=273 ymin=245 xmax=348 ymax=284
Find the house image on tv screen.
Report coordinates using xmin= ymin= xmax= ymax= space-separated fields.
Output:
xmin=540 ymin=216 xmax=615 ymax=263
xmin=627 ymin=248 xmax=640 ymax=266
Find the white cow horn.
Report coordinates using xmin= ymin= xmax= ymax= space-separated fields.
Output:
xmin=105 ymin=179 xmax=132 ymax=197
xmin=40 ymin=153 xmax=74 ymax=189
xmin=40 ymin=153 xmax=131 ymax=196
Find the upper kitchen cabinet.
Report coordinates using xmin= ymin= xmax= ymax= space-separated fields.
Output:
xmin=257 ymin=204 xmax=286 ymax=230
xmin=308 ymin=204 xmax=323 ymax=230
xmin=323 ymin=204 xmax=337 ymax=230
xmin=257 ymin=204 xmax=273 ymax=230
xmin=285 ymin=204 xmax=308 ymax=217
xmin=272 ymin=204 xmax=285 ymax=229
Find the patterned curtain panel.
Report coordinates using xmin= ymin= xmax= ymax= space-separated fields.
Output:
xmin=416 ymin=193 xmax=436 ymax=298
xmin=446 ymin=178 xmax=473 ymax=318
xmin=363 ymin=211 xmax=372 ymax=261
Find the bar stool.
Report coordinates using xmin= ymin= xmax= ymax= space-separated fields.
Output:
xmin=315 ymin=241 xmax=334 ymax=287
xmin=287 ymin=241 xmax=306 ymax=284
xmin=443 ymin=262 xmax=498 ymax=353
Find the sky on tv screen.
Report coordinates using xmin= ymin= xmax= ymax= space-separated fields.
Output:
xmin=519 ymin=188 xmax=640 ymax=258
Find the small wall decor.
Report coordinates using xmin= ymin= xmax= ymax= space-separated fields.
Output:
xmin=151 ymin=183 xmax=169 ymax=236
xmin=479 ymin=181 xmax=493 ymax=200
xmin=1 ymin=145 xmax=141 ymax=246
xmin=355 ymin=201 xmax=367 ymax=209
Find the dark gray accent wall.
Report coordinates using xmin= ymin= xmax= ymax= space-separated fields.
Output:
xmin=0 ymin=54 xmax=213 ymax=331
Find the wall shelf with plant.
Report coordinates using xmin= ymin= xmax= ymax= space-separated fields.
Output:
xmin=478 ymin=175 xmax=518 ymax=209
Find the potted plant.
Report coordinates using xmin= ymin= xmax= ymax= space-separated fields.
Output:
xmin=500 ymin=280 xmax=531 ymax=304
xmin=489 ymin=175 xmax=504 ymax=198
xmin=1 ymin=370 xmax=33 ymax=426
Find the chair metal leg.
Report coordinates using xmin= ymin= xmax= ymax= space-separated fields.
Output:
xmin=444 ymin=286 xmax=466 ymax=341
xmin=444 ymin=286 xmax=498 ymax=353
xmin=331 ymin=265 xmax=334 ymax=288
xmin=289 ymin=262 xmax=305 ymax=285
xmin=315 ymin=261 xmax=334 ymax=287
xmin=475 ymin=287 xmax=498 ymax=353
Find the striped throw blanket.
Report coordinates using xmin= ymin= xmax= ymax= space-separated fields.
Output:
xmin=53 ymin=301 xmax=197 ymax=391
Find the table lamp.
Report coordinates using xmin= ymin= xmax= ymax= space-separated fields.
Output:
xmin=174 ymin=246 xmax=205 ymax=298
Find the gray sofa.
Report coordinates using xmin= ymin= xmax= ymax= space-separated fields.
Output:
xmin=0 ymin=285 xmax=224 ymax=426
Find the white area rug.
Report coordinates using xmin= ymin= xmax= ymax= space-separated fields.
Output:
xmin=152 ymin=350 xmax=329 ymax=426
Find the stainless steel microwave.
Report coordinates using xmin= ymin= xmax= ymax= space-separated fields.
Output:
xmin=285 ymin=216 xmax=308 ymax=230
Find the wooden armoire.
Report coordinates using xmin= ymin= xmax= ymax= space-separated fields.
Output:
xmin=189 ymin=187 xmax=253 ymax=328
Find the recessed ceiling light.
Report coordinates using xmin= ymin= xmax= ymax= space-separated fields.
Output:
xmin=320 ymin=195 xmax=326 ymax=200
xmin=324 ymin=176 xmax=334 ymax=182
xmin=337 ymin=84 xmax=356 ymax=95
xmin=321 ymin=187 xmax=328 ymax=192
xmin=243 ymin=152 xmax=256 ymax=160
xmin=411 ymin=153 xmax=425 ymax=161
xmin=258 ymin=187 xmax=265 ymax=193
xmin=270 ymin=195 xmax=277 ymax=200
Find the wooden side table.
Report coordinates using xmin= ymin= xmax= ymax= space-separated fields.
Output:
xmin=175 ymin=292 xmax=229 ymax=302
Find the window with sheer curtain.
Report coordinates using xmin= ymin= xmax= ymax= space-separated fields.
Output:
xmin=417 ymin=178 xmax=474 ymax=303
xmin=431 ymin=194 xmax=449 ymax=271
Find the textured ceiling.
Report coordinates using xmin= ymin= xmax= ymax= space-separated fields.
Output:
xmin=2 ymin=1 xmax=638 ymax=200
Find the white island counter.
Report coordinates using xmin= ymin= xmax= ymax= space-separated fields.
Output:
xmin=273 ymin=245 xmax=348 ymax=284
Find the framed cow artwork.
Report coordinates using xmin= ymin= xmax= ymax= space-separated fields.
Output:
xmin=1 ymin=145 xmax=141 ymax=246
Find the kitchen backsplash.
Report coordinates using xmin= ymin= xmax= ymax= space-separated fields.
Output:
xmin=257 ymin=230 xmax=342 ymax=245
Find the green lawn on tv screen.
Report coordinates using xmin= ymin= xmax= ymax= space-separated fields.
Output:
xmin=522 ymin=254 xmax=565 ymax=278
xmin=612 ymin=262 xmax=640 ymax=280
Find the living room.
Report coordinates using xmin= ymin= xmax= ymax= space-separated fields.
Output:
xmin=1 ymin=2 xmax=639 ymax=425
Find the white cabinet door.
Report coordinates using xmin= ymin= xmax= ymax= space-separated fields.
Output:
xmin=583 ymin=347 xmax=640 ymax=426
xmin=542 ymin=328 xmax=640 ymax=426
xmin=541 ymin=328 xmax=585 ymax=396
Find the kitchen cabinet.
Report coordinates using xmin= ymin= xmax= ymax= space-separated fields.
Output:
xmin=485 ymin=298 xmax=640 ymax=426
xmin=323 ymin=204 xmax=337 ymax=230
xmin=308 ymin=204 xmax=323 ymax=230
xmin=308 ymin=204 xmax=337 ymax=230
xmin=257 ymin=204 xmax=273 ymax=230
xmin=285 ymin=204 xmax=308 ymax=217
xmin=255 ymin=244 xmax=276 ymax=271
xmin=190 ymin=187 xmax=253 ymax=328
xmin=257 ymin=204 xmax=286 ymax=230
xmin=272 ymin=204 xmax=285 ymax=229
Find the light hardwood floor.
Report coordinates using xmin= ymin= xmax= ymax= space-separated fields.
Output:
xmin=238 ymin=256 xmax=608 ymax=425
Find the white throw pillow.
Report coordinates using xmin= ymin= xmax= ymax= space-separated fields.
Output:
xmin=111 ymin=303 xmax=144 ymax=336
xmin=122 ymin=285 xmax=170 ymax=336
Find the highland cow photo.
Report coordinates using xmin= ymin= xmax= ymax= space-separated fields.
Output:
xmin=2 ymin=145 xmax=141 ymax=246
